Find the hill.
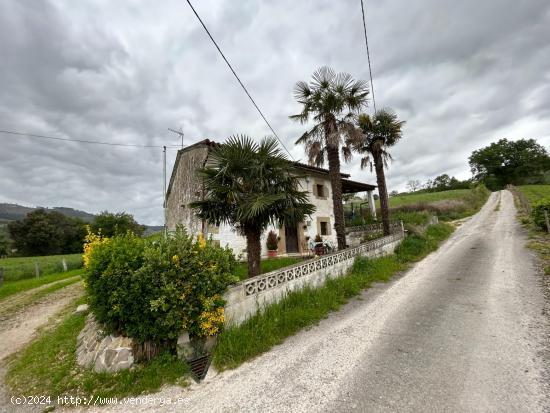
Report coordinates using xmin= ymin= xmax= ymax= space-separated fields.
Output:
xmin=0 ymin=203 xmax=162 ymax=235
xmin=0 ymin=203 xmax=96 ymax=223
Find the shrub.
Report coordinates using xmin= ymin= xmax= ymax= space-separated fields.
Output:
xmin=84 ymin=228 xmax=238 ymax=354
xmin=531 ymin=198 xmax=550 ymax=230
xmin=266 ymin=230 xmax=278 ymax=251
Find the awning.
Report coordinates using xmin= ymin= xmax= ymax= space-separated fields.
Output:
xmin=341 ymin=178 xmax=376 ymax=193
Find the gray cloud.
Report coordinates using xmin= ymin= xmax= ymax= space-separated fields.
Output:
xmin=1 ymin=0 xmax=549 ymax=224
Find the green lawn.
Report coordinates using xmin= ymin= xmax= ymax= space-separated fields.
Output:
xmin=0 ymin=253 xmax=83 ymax=282
xmin=0 ymin=269 xmax=83 ymax=301
xmin=6 ymin=298 xmax=189 ymax=405
xmin=234 ymin=256 xmax=304 ymax=280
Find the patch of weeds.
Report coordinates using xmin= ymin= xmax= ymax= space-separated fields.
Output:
xmin=6 ymin=298 xmax=189 ymax=405
xmin=213 ymin=223 xmax=454 ymax=371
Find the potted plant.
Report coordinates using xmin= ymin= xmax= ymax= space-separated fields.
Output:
xmin=266 ymin=230 xmax=278 ymax=258
xmin=314 ymin=234 xmax=325 ymax=255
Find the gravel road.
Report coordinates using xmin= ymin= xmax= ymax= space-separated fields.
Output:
xmin=79 ymin=190 xmax=546 ymax=412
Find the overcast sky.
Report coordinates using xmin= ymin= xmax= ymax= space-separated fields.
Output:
xmin=1 ymin=0 xmax=549 ymax=225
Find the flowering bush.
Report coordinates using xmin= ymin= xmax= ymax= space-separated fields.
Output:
xmin=84 ymin=227 xmax=237 ymax=351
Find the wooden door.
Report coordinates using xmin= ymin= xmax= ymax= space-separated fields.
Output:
xmin=285 ymin=225 xmax=299 ymax=253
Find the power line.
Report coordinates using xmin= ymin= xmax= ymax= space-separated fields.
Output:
xmin=0 ymin=129 xmax=181 ymax=149
xmin=185 ymin=0 xmax=294 ymax=160
xmin=360 ymin=0 xmax=377 ymax=114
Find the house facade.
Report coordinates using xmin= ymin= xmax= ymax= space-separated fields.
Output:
xmin=165 ymin=139 xmax=377 ymax=257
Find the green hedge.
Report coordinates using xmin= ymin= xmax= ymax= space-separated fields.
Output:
xmin=85 ymin=228 xmax=237 ymax=346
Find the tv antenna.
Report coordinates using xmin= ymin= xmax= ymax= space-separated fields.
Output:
xmin=168 ymin=127 xmax=184 ymax=148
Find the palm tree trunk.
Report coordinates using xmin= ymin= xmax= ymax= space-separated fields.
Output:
xmin=326 ymin=144 xmax=347 ymax=250
xmin=245 ymin=227 xmax=262 ymax=278
xmin=374 ymin=150 xmax=391 ymax=235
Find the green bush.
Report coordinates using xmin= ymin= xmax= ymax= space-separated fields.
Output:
xmin=84 ymin=228 xmax=238 ymax=347
xmin=531 ymin=198 xmax=550 ymax=230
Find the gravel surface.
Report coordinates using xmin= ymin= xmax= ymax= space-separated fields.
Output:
xmin=67 ymin=191 xmax=547 ymax=412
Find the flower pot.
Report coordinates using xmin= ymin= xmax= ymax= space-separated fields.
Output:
xmin=314 ymin=245 xmax=325 ymax=256
xmin=267 ymin=250 xmax=278 ymax=258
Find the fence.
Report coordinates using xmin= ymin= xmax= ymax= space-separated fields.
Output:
xmin=224 ymin=227 xmax=405 ymax=326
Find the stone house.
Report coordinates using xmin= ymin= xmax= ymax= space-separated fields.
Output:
xmin=165 ymin=139 xmax=377 ymax=257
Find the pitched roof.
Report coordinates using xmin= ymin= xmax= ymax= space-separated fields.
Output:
xmin=165 ymin=139 xmax=376 ymax=201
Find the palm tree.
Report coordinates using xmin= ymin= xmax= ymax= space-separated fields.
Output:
xmin=290 ymin=67 xmax=369 ymax=250
xmin=357 ymin=109 xmax=405 ymax=235
xmin=190 ymin=135 xmax=315 ymax=278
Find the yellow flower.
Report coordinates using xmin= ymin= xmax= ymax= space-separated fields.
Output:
xmin=199 ymin=307 xmax=225 ymax=336
xmin=197 ymin=233 xmax=206 ymax=249
xmin=82 ymin=226 xmax=109 ymax=268
xmin=172 ymin=254 xmax=180 ymax=266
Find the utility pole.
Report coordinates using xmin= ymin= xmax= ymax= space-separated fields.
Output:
xmin=163 ymin=145 xmax=167 ymax=237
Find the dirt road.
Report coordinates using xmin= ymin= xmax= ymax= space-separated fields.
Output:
xmin=0 ymin=281 xmax=83 ymax=413
xmin=82 ymin=191 xmax=547 ymax=411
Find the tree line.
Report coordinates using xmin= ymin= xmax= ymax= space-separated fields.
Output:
xmin=404 ymin=138 xmax=550 ymax=194
xmin=3 ymin=209 xmax=146 ymax=257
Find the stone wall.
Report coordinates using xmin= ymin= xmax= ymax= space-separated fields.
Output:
xmin=76 ymin=314 xmax=134 ymax=373
xmin=223 ymin=229 xmax=405 ymax=326
xmin=345 ymin=221 xmax=403 ymax=247
xmin=165 ymin=144 xmax=210 ymax=233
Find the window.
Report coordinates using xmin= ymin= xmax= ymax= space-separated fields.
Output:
xmin=316 ymin=184 xmax=325 ymax=198
xmin=317 ymin=217 xmax=331 ymax=236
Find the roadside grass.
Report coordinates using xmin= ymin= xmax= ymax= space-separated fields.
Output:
xmin=0 ymin=269 xmax=83 ymax=301
xmin=212 ymin=223 xmax=454 ymax=371
xmin=514 ymin=184 xmax=550 ymax=275
xmin=6 ymin=298 xmax=189 ymax=404
xmin=234 ymin=256 xmax=304 ymax=280
xmin=0 ymin=253 xmax=83 ymax=282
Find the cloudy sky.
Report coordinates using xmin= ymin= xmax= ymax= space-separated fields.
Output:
xmin=1 ymin=0 xmax=549 ymax=225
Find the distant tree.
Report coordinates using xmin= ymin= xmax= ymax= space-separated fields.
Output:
xmin=91 ymin=211 xmax=145 ymax=237
xmin=432 ymin=174 xmax=451 ymax=190
xmin=8 ymin=209 xmax=86 ymax=256
xmin=389 ymin=190 xmax=399 ymax=197
xmin=406 ymin=179 xmax=421 ymax=192
xmin=0 ymin=232 xmax=9 ymax=257
xmin=357 ymin=109 xmax=406 ymax=235
xmin=191 ymin=136 xmax=315 ymax=278
xmin=469 ymin=138 xmax=550 ymax=190
xmin=290 ymin=66 xmax=369 ymax=250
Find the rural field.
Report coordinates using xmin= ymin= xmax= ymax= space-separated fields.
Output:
xmin=343 ymin=186 xmax=490 ymax=226
xmin=517 ymin=184 xmax=550 ymax=203
xmin=385 ymin=189 xmax=473 ymax=208
xmin=0 ymin=253 xmax=82 ymax=282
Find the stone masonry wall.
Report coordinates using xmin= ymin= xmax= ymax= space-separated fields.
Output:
xmin=165 ymin=145 xmax=210 ymax=234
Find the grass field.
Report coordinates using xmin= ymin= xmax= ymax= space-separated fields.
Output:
xmin=0 ymin=253 xmax=82 ymax=282
xmin=384 ymin=189 xmax=473 ymax=208
xmin=0 ymin=269 xmax=83 ymax=301
xmin=346 ymin=187 xmax=490 ymax=227
xmin=517 ymin=185 xmax=550 ymax=203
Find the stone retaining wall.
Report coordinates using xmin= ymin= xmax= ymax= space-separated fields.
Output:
xmin=224 ymin=228 xmax=405 ymax=326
